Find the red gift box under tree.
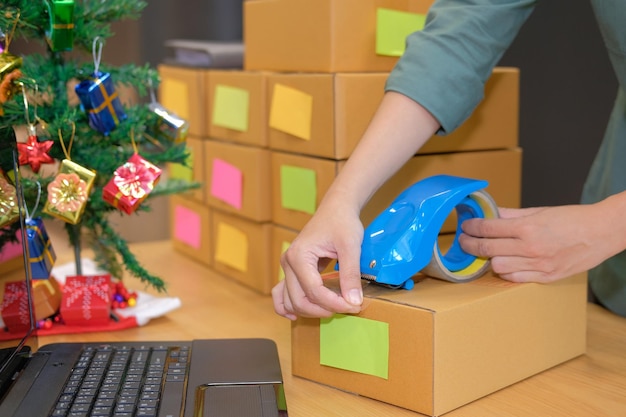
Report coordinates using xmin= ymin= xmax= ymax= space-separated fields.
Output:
xmin=61 ymin=274 xmax=112 ymax=326
xmin=1 ymin=281 xmax=32 ymax=333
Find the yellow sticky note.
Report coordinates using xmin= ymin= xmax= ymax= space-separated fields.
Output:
xmin=320 ymin=314 xmax=389 ymax=379
xmin=269 ymin=83 xmax=313 ymax=140
xmin=212 ymin=84 xmax=250 ymax=132
xmin=376 ymin=8 xmax=426 ymax=57
xmin=215 ymin=222 xmax=248 ymax=272
xmin=278 ymin=240 xmax=291 ymax=281
xmin=160 ymin=78 xmax=190 ymax=120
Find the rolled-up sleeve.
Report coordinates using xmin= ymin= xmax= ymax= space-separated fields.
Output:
xmin=385 ymin=0 xmax=536 ymax=134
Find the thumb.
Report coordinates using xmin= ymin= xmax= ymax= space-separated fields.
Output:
xmin=337 ymin=246 xmax=363 ymax=307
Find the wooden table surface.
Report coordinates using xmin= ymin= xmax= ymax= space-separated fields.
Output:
xmin=23 ymin=240 xmax=626 ymax=416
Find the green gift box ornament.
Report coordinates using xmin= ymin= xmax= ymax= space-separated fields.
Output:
xmin=45 ymin=0 xmax=75 ymax=52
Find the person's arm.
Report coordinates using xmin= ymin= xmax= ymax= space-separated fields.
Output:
xmin=273 ymin=0 xmax=537 ymax=320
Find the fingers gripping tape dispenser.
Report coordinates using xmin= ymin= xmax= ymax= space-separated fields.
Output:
xmin=356 ymin=175 xmax=499 ymax=290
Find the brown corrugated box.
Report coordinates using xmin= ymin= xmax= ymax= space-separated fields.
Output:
xmin=207 ymin=70 xmax=270 ymax=147
xmin=270 ymin=151 xmax=342 ymax=231
xmin=158 ymin=65 xmax=209 ymax=137
xmin=271 ymin=149 xmax=521 ymax=232
xmin=210 ymin=209 xmax=273 ymax=294
xmin=244 ymin=0 xmax=415 ymax=73
xmin=267 ymin=72 xmax=388 ymax=160
xmin=169 ymin=195 xmax=212 ymax=267
xmin=292 ymin=271 xmax=587 ymax=416
xmin=204 ymin=140 xmax=272 ymax=222
xmin=168 ymin=135 xmax=206 ymax=203
xmin=265 ymin=68 xmax=518 ymax=160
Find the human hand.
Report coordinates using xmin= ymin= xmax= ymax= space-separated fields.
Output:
xmin=459 ymin=203 xmax=624 ymax=283
xmin=272 ymin=198 xmax=365 ymax=320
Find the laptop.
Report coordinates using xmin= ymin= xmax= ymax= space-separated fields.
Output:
xmin=0 ymin=132 xmax=288 ymax=416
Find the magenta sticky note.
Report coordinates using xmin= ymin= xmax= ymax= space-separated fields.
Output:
xmin=210 ymin=158 xmax=243 ymax=210
xmin=174 ymin=205 xmax=201 ymax=249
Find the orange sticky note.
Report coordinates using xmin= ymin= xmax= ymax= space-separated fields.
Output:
xmin=215 ymin=222 xmax=248 ymax=272
xmin=269 ymin=83 xmax=313 ymax=140
xmin=160 ymin=78 xmax=190 ymax=120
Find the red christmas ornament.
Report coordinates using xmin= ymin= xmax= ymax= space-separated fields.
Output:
xmin=17 ymin=134 xmax=54 ymax=173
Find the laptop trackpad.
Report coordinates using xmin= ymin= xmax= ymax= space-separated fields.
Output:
xmin=201 ymin=384 xmax=284 ymax=417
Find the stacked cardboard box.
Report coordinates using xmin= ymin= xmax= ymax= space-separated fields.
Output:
xmin=162 ymin=2 xmax=586 ymax=414
xmin=161 ymin=0 xmax=523 ymax=293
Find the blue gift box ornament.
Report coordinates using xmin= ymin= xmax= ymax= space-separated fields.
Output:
xmin=75 ymin=71 xmax=127 ymax=135
xmin=25 ymin=217 xmax=57 ymax=279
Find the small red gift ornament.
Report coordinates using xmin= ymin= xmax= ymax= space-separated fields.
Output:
xmin=61 ymin=274 xmax=112 ymax=326
xmin=103 ymin=153 xmax=161 ymax=214
xmin=1 ymin=281 xmax=32 ymax=333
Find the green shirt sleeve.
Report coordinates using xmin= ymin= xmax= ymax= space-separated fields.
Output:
xmin=385 ymin=0 xmax=536 ymax=134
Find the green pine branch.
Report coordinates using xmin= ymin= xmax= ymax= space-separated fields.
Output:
xmin=0 ymin=0 xmax=200 ymax=291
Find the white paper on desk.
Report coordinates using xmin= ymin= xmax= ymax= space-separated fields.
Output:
xmin=51 ymin=259 xmax=182 ymax=327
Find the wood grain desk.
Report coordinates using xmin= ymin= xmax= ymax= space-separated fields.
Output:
xmin=32 ymin=241 xmax=626 ymax=417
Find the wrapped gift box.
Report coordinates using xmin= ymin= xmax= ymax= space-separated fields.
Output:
xmin=1 ymin=281 xmax=32 ymax=333
xmin=32 ymin=276 xmax=62 ymax=321
xmin=103 ymin=153 xmax=162 ymax=214
xmin=75 ymin=71 xmax=127 ymax=135
xmin=61 ymin=274 xmax=112 ymax=326
xmin=26 ymin=217 xmax=57 ymax=279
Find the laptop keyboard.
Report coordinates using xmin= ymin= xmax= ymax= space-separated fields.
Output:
xmin=50 ymin=344 xmax=190 ymax=417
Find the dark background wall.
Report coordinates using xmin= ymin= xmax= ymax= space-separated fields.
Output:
xmin=498 ymin=1 xmax=617 ymax=207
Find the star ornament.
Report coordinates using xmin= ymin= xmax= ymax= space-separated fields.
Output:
xmin=17 ymin=134 xmax=54 ymax=173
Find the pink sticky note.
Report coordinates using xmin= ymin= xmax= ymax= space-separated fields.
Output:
xmin=210 ymin=158 xmax=243 ymax=210
xmin=174 ymin=205 xmax=201 ymax=249
xmin=0 ymin=234 xmax=22 ymax=262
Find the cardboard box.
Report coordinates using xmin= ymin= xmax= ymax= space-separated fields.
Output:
xmin=267 ymin=72 xmax=388 ymax=160
xmin=271 ymin=149 xmax=521 ymax=232
xmin=207 ymin=70 xmax=270 ymax=147
xmin=270 ymin=151 xmax=341 ymax=231
xmin=210 ymin=209 xmax=273 ymax=294
xmin=170 ymin=195 xmax=212 ymax=267
xmin=270 ymin=224 xmax=299 ymax=285
xmin=360 ymin=148 xmax=523 ymax=231
xmin=244 ymin=0 xmax=426 ymax=72
xmin=204 ymin=140 xmax=272 ymax=222
xmin=271 ymin=224 xmax=337 ymax=284
xmin=420 ymin=68 xmax=519 ymax=154
xmin=168 ymin=135 xmax=206 ymax=203
xmin=266 ymin=68 xmax=518 ymax=160
xmin=158 ymin=65 xmax=209 ymax=137
xmin=292 ymin=272 xmax=587 ymax=416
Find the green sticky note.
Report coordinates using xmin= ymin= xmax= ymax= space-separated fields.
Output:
xmin=212 ymin=84 xmax=250 ymax=132
xmin=320 ymin=314 xmax=389 ymax=379
xmin=376 ymin=8 xmax=426 ymax=57
xmin=280 ymin=165 xmax=317 ymax=214
xmin=169 ymin=148 xmax=194 ymax=181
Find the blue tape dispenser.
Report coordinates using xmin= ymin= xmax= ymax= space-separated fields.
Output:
xmin=354 ymin=174 xmax=499 ymax=290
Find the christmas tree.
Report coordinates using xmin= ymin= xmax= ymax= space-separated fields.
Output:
xmin=0 ymin=0 xmax=198 ymax=291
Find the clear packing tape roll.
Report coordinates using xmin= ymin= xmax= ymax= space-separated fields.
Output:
xmin=355 ymin=175 xmax=499 ymax=290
